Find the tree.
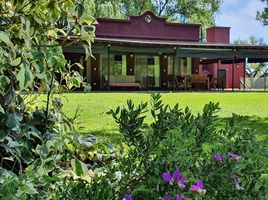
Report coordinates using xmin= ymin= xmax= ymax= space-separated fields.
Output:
xmin=151 ymin=0 xmax=221 ymax=27
xmin=256 ymin=0 xmax=268 ymax=25
xmin=83 ymin=0 xmax=125 ymax=18
xmin=83 ymin=0 xmax=222 ymax=28
xmin=234 ymin=36 xmax=268 ymax=78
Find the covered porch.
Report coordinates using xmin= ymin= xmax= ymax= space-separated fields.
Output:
xmin=63 ymin=37 xmax=268 ymax=91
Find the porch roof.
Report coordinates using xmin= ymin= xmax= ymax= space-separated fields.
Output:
xmin=65 ymin=36 xmax=268 ymax=59
xmin=94 ymin=37 xmax=268 ymax=50
xmin=94 ymin=37 xmax=268 ymax=59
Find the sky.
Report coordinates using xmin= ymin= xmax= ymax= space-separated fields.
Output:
xmin=215 ymin=0 xmax=268 ymax=43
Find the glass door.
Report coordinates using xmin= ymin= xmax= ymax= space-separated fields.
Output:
xmin=135 ymin=55 xmax=160 ymax=90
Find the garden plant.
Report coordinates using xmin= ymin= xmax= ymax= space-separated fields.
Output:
xmin=0 ymin=0 xmax=267 ymax=199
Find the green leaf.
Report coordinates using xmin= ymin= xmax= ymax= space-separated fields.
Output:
xmin=71 ymin=159 xmax=86 ymax=177
xmin=0 ymin=129 xmax=5 ymax=140
xmin=0 ymin=31 xmax=11 ymax=44
xmin=73 ymin=62 xmax=84 ymax=69
xmin=33 ymin=15 xmax=42 ymax=25
xmin=0 ymin=75 xmax=10 ymax=93
xmin=0 ymin=105 xmax=4 ymax=113
xmin=20 ymin=182 xmax=38 ymax=195
xmin=78 ymin=15 xmax=95 ymax=25
xmin=16 ymin=65 xmax=34 ymax=90
xmin=10 ymin=57 xmax=21 ymax=66
xmin=5 ymin=113 xmax=22 ymax=130
xmin=6 ymin=136 xmax=21 ymax=148
xmin=47 ymin=29 xmax=58 ymax=39
xmin=66 ymin=143 xmax=75 ymax=152
xmin=36 ymin=145 xmax=49 ymax=156
xmin=55 ymin=28 xmax=67 ymax=37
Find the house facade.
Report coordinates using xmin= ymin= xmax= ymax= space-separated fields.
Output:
xmin=63 ymin=11 xmax=268 ymax=91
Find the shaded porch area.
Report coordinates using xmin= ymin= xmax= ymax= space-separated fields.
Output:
xmin=63 ymin=37 xmax=268 ymax=92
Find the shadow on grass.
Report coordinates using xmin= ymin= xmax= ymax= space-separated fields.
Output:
xmin=219 ymin=116 xmax=268 ymax=147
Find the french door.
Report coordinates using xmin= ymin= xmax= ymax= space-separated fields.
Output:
xmin=134 ymin=55 xmax=160 ymax=90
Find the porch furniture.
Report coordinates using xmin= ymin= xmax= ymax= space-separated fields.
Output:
xmin=211 ymin=77 xmax=224 ymax=90
xmin=184 ymin=75 xmax=192 ymax=90
xmin=191 ymin=74 xmax=210 ymax=90
xmin=105 ymin=75 xmax=141 ymax=89
xmin=168 ymin=75 xmax=184 ymax=90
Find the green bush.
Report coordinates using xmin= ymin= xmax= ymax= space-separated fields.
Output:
xmin=85 ymin=93 xmax=267 ymax=200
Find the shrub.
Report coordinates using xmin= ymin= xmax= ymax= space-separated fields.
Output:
xmin=93 ymin=93 xmax=267 ymax=200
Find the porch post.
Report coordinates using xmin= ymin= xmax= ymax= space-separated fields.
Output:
xmin=232 ymin=49 xmax=235 ymax=92
xmin=160 ymin=54 xmax=168 ymax=90
xmin=244 ymin=58 xmax=247 ymax=91
xmin=107 ymin=44 xmax=111 ymax=91
xmin=217 ymin=60 xmax=220 ymax=76
xmin=217 ymin=60 xmax=220 ymax=90
xmin=173 ymin=48 xmax=176 ymax=90
xmin=264 ymin=73 xmax=267 ymax=91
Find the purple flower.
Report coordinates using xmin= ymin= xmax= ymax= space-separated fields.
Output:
xmin=178 ymin=175 xmax=187 ymax=189
xmin=176 ymin=195 xmax=192 ymax=200
xmin=228 ymin=152 xmax=242 ymax=163
xmin=234 ymin=176 xmax=244 ymax=190
xmin=124 ymin=194 xmax=133 ymax=200
xmin=162 ymin=172 xmax=172 ymax=185
xmin=190 ymin=179 xmax=206 ymax=194
xmin=162 ymin=170 xmax=186 ymax=188
xmin=176 ymin=195 xmax=183 ymax=200
xmin=172 ymin=169 xmax=180 ymax=182
xmin=214 ymin=154 xmax=223 ymax=161
xmin=164 ymin=195 xmax=171 ymax=200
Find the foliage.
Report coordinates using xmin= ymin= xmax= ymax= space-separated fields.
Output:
xmin=83 ymin=0 xmax=221 ymax=28
xmin=233 ymin=36 xmax=268 ymax=78
xmin=82 ymin=93 xmax=267 ymax=200
xmin=0 ymin=98 xmax=98 ymax=199
xmin=0 ymin=0 xmax=94 ymax=172
xmin=0 ymin=0 xmax=97 ymax=199
xmin=256 ymin=0 xmax=268 ymax=25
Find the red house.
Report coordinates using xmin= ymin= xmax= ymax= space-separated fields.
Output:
xmin=63 ymin=11 xmax=268 ymax=91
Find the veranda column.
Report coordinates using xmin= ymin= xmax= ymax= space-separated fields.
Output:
xmin=244 ymin=58 xmax=247 ymax=91
xmin=160 ymin=54 xmax=168 ymax=90
xmin=107 ymin=44 xmax=111 ymax=91
xmin=232 ymin=49 xmax=236 ymax=92
xmin=91 ymin=54 xmax=100 ymax=90
xmin=173 ymin=48 xmax=176 ymax=91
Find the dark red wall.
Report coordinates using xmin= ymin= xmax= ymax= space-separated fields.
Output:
xmin=199 ymin=62 xmax=245 ymax=88
xmin=206 ymin=27 xmax=230 ymax=43
xmin=96 ymin=11 xmax=200 ymax=42
xmin=219 ymin=62 xmax=245 ymax=88
xmin=91 ymin=54 xmax=100 ymax=90
xmin=127 ymin=53 xmax=135 ymax=75
xmin=160 ymin=54 xmax=168 ymax=89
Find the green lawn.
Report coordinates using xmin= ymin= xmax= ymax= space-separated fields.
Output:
xmin=37 ymin=91 xmax=268 ymax=182
xmin=49 ymin=92 xmax=268 ymax=147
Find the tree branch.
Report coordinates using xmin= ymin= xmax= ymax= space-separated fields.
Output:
xmin=158 ymin=0 xmax=169 ymax=16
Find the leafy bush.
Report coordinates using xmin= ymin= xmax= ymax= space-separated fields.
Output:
xmin=86 ymin=93 xmax=267 ymax=200
xmin=0 ymin=1 xmax=96 ymax=199
xmin=0 ymin=98 xmax=98 ymax=199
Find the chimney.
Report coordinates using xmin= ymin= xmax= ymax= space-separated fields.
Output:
xmin=206 ymin=27 xmax=230 ymax=43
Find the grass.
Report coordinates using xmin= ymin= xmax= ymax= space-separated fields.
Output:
xmin=47 ymin=92 xmax=268 ymax=147
xmin=37 ymin=91 xmax=268 ymax=182
xmin=36 ymin=91 xmax=268 ymax=150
